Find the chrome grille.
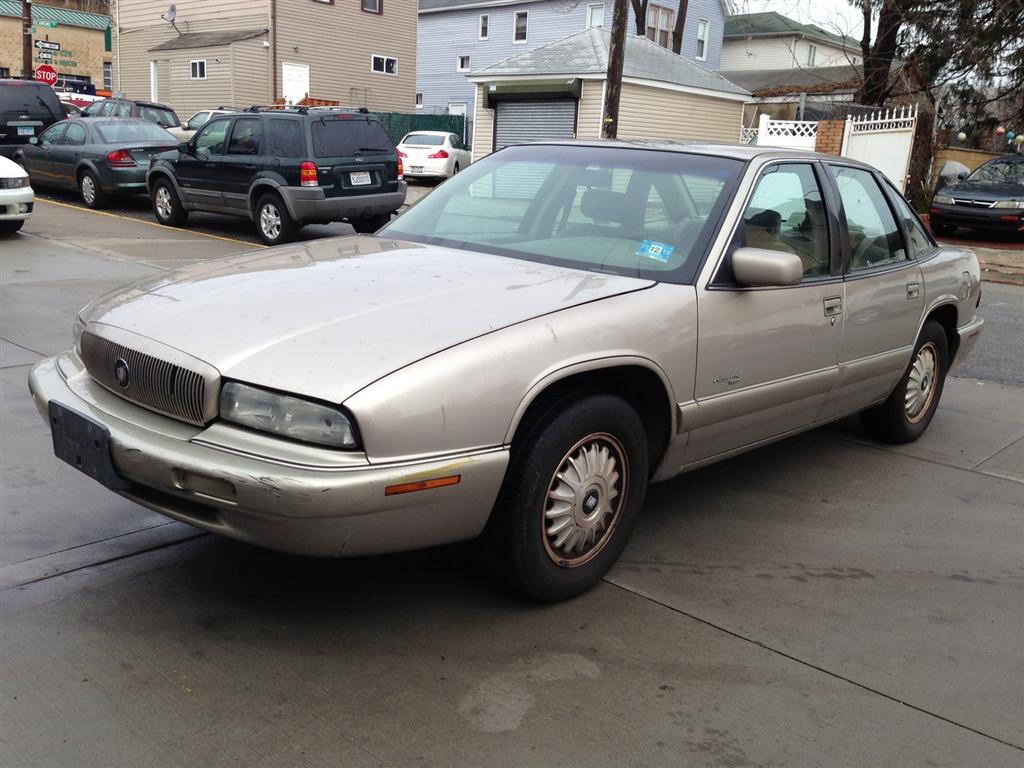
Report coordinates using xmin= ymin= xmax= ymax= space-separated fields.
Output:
xmin=80 ymin=330 xmax=213 ymax=426
xmin=951 ymin=198 xmax=995 ymax=209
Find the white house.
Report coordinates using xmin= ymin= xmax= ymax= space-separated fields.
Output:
xmin=721 ymin=11 xmax=861 ymax=71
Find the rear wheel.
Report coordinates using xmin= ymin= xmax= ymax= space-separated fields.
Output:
xmin=0 ymin=219 xmax=25 ymax=234
xmin=351 ymin=212 xmax=391 ymax=234
xmin=488 ymin=394 xmax=649 ymax=602
xmin=151 ymin=179 xmax=188 ymax=227
xmin=255 ymin=193 xmax=295 ymax=245
xmin=79 ymin=170 xmax=108 ymax=209
xmin=452 ymin=162 xmax=460 ymax=176
xmin=860 ymin=320 xmax=949 ymax=444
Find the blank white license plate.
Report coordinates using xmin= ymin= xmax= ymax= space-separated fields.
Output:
xmin=17 ymin=126 xmax=34 ymax=136
xmin=349 ymin=171 xmax=372 ymax=186
xmin=410 ymin=166 xmax=424 ymax=173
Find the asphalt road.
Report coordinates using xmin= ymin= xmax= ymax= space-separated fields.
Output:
xmin=1 ymin=202 xmax=1022 ymax=767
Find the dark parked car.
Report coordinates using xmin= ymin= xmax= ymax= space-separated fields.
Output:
xmin=929 ymin=154 xmax=1024 ymax=238
xmin=0 ymin=79 xmax=65 ymax=158
xmin=14 ymin=118 xmax=177 ymax=208
xmin=81 ymin=99 xmax=181 ymax=131
xmin=147 ymin=107 xmax=407 ymax=244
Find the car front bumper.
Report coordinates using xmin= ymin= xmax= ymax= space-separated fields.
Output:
xmin=279 ymin=182 xmax=408 ymax=225
xmin=0 ymin=185 xmax=34 ymax=220
xmin=950 ymin=316 xmax=984 ymax=374
xmin=930 ymin=202 xmax=1024 ymax=233
xmin=28 ymin=351 xmax=508 ymax=557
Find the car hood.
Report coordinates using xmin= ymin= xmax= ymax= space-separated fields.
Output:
xmin=939 ymin=180 xmax=1024 ymax=201
xmin=82 ymin=236 xmax=654 ymax=403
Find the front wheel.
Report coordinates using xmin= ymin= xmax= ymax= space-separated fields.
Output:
xmin=79 ymin=170 xmax=108 ymax=209
xmin=255 ymin=193 xmax=295 ymax=245
xmin=860 ymin=320 xmax=949 ymax=444
xmin=489 ymin=394 xmax=649 ymax=602
xmin=0 ymin=219 xmax=25 ymax=234
xmin=930 ymin=219 xmax=956 ymax=237
xmin=151 ymin=179 xmax=188 ymax=227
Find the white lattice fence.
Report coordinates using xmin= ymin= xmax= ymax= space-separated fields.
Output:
xmin=841 ymin=105 xmax=918 ymax=192
xmin=751 ymin=114 xmax=818 ymax=150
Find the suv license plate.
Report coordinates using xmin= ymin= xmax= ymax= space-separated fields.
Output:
xmin=49 ymin=401 xmax=129 ymax=490
xmin=349 ymin=171 xmax=372 ymax=186
xmin=17 ymin=126 xmax=34 ymax=136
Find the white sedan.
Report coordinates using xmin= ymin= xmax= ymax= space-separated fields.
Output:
xmin=397 ymin=131 xmax=471 ymax=180
xmin=0 ymin=155 xmax=33 ymax=234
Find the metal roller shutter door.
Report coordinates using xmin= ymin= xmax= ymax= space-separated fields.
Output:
xmin=494 ymin=99 xmax=576 ymax=150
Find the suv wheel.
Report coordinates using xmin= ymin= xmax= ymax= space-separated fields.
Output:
xmin=151 ymin=179 xmax=188 ymax=227
xmin=79 ymin=170 xmax=108 ymax=209
xmin=255 ymin=193 xmax=295 ymax=245
xmin=351 ymin=212 xmax=391 ymax=234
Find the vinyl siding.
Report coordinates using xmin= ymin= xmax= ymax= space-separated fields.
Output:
xmin=274 ymin=0 xmax=415 ymax=111
xmin=471 ymin=83 xmax=494 ymax=162
xmin=721 ymin=36 xmax=857 ymax=70
xmin=231 ymin=38 xmax=272 ymax=109
xmin=616 ymin=82 xmax=743 ymax=143
xmin=575 ymin=78 xmax=603 ymax=139
xmin=114 ymin=0 xmax=268 ymax=31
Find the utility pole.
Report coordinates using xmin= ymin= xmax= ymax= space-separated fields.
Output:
xmin=22 ymin=0 xmax=33 ymax=79
xmin=602 ymin=0 xmax=628 ymax=138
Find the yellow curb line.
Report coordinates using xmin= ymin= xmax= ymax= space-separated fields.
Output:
xmin=36 ymin=198 xmax=266 ymax=249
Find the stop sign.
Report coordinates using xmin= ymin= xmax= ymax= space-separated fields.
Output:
xmin=34 ymin=65 xmax=58 ymax=86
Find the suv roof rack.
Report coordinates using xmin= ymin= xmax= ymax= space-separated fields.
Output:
xmin=243 ymin=104 xmax=371 ymax=115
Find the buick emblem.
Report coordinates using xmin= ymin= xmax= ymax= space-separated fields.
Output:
xmin=114 ymin=358 xmax=130 ymax=388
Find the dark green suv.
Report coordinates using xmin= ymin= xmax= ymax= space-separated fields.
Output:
xmin=147 ymin=107 xmax=406 ymax=244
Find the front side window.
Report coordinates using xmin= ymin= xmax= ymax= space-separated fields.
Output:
xmin=190 ymin=60 xmax=206 ymax=80
xmin=587 ymin=3 xmax=604 ymax=28
xmin=479 ymin=14 xmax=488 ymax=39
xmin=514 ymin=11 xmax=528 ymax=42
xmin=889 ymin=189 xmax=935 ymax=257
xmin=361 ymin=0 xmax=381 ymax=13
xmin=39 ymin=123 xmax=67 ymax=145
xmin=696 ymin=19 xmax=709 ymax=60
xmin=381 ymin=144 xmax=743 ymax=284
xmin=829 ymin=165 xmax=907 ymax=271
xmin=456 ymin=55 xmax=471 ymax=72
xmin=733 ymin=163 xmax=830 ymax=279
xmin=371 ymin=54 xmax=398 ymax=75
xmin=186 ymin=111 xmax=210 ymax=131
xmin=194 ymin=118 xmax=231 ymax=155
xmin=227 ymin=117 xmax=263 ymax=155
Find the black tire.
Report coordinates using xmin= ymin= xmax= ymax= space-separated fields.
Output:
xmin=488 ymin=394 xmax=649 ymax=602
xmin=0 ymin=219 xmax=25 ymax=234
xmin=151 ymin=178 xmax=188 ymax=227
xmin=351 ymin=212 xmax=391 ymax=234
xmin=255 ymin=192 xmax=296 ymax=245
xmin=79 ymin=169 xmax=108 ymax=209
xmin=930 ymin=219 xmax=956 ymax=237
xmin=860 ymin=320 xmax=949 ymax=444
xmin=452 ymin=162 xmax=460 ymax=175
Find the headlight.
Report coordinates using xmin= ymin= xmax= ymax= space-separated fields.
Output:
xmin=219 ymin=381 xmax=359 ymax=449
xmin=992 ymin=199 xmax=1022 ymax=209
xmin=933 ymin=195 xmax=954 ymax=205
xmin=0 ymin=176 xmax=30 ymax=189
xmin=73 ymin=315 xmax=86 ymax=355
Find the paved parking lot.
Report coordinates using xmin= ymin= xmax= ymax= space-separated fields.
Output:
xmin=1 ymin=202 xmax=1022 ymax=767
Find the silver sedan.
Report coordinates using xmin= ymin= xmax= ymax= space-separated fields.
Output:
xmin=28 ymin=142 xmax=983 ymax=601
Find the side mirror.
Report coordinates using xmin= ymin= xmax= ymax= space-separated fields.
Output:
xmin=29 ymin=137 xmax=39 ymax=145
xmin=732 ymin=247 xmax=803 ymax=287
xmin=177 ymin=141 xmax=191 ymax=154
xmin=956 ymin=172 xmax=967 ymax=181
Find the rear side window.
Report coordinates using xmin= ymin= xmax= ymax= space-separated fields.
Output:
xmin=0 ymin=83 xmax=61 ymax=116
xmin=267 ymin=118 xmax=303 ymax=158
xmin=829 ymin=165 xmax=908 ymax=271
xmin=311 ymin=118 xmax=393 ymax=158
xmin=139 ymin=105 xmax=179 ymax=127
xmin=889 ymin=192 xmax=935 ymax=257
xmin=61 ymin=122 xmax=87 ymax=146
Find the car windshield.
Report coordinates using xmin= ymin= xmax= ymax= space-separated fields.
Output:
xmin=95 ymin=121 xmax=175 ymax=143
xmin=138 ymin=105 xmax=180 ymax=128
xmin=381 ymin=144 xmax=743 ymax=284
xmin=311 ymin=117 xmax=394 ymax=157
xmin=966 ymin=160 xmax=1024 ymax=185
xmin=402 ymin=133 xmax=445 ymax=146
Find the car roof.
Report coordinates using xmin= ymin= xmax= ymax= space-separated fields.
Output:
xmin=981 ymin=154 xmax=1024 ymax=165
xmin=402 ymin=131 xmax=451 ymax=136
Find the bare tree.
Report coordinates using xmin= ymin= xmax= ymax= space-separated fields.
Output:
xmin=630 ymin=0 xmax=648 ymax=35
xmin=671 ymin=0 xmax=689 ymax=54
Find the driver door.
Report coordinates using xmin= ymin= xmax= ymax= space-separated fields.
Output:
xmin=686 ymin=161 xmax=844 ymax=463
xmin=176 ymin=116 xmax=231 ymax=209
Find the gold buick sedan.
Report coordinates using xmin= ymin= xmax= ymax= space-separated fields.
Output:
xmin=29 ymin=142 xmax=983 ymax=601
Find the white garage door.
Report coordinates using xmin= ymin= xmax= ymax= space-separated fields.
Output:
xmin=494 ymin=99 xmax=576 ymax=150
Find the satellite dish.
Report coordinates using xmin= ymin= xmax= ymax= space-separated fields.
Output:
xmin=162 ymin=4 xmax=177 ymax=22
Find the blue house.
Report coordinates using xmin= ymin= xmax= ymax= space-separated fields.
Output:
xmin=417 ymin=0 xmax=729 ymax=121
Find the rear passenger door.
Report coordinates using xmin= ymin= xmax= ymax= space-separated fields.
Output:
xmin=818 ymin=164 xmax=925 ymax=420
xmin=688 ymin=162 xmax=844 ymax=463
xmin=49 ymin=121 xmax=87 ymax=189
xmin=221 ymin=116 xmax=263 ymax=212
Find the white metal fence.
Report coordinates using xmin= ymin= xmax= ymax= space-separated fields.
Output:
xmin=841 ymin=106 xmax=918 ymax=193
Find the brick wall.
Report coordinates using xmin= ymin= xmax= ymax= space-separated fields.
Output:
xmin=815 ymin=119 xmax=846 ymax=155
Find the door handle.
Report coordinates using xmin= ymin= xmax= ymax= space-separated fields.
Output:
xmin=823 ymin=296 xmax=843 ymax=316
xmin=907 ymin=282 xmax=920 ymax=299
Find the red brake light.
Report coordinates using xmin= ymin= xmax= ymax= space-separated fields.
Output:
xmin=106 ymin=149 xmax=136 ymax=167
xmin=397 ymin=156 xmax=404 ymax=181
xmin=428 ymin=149 xmax=449 ymax=159
xmin=300 ymin=160 xmax=319 ymax=187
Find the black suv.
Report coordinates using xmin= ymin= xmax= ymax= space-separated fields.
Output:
xmin=147 ymin=107 xmax=407 ymax=244
xmin=1 ymin=79 xmax=65 ymax=158
xmin=81 ymin=99 xmax=181 ymax=130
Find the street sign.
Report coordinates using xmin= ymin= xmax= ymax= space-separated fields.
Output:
xmin=37 ymin=51 xmax=53 ymax=61
xmin=34 ymin=40 xmax=60 ymax=51
xmin=34 ymin=65 xmax=58 ymax=86
xmin=37 ymin=20 xmax=59 ymax=28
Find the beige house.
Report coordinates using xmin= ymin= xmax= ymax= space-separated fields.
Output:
xmin=721 ymin=11 xmax=860 ymax=71
xmin=111 ymin=0 xmax=415 ymax=117
xmin=467 ymin=28 xmax=749 ymax=162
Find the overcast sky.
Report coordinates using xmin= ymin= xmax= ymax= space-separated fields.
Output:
xmin=735 ymin=0 xmax=866 ymax=39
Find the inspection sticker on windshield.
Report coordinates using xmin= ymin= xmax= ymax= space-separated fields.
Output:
xmin=637 ymin=240 xmax=674 ymax=263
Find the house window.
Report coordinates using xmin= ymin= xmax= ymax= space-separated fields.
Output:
xmin=645 ymin=5 xmax=674 ymax=49
xmin=104 ymin=25 xmax=112 ymax=52
xmin=479 ymin=14 xmax=488 ymax=39
xmin=0 ymin=68 xmax=10 ymax=79
xmin=587 ymin=3 xmax=604 ymax=28
xmin=361 ymin=0 xmax=381 ymax=13
xmin=415 ymin=93 xmax=423 ymax=108
xmin=190 ymin=60 xmax=206 ymax=80
xmin=807 ymin=44 xmax=817 ymax=66
xmin=103 ymin=61 xmax=112 ymax=90
xmin=514 ymin=11 xmax=528 ymax=43
xmin=371 ymin=54 xmax=398 ymax=75
xmin=696 ymin=18 xmax=709 ymax=60
xmin=456 ymin=55 xmax=471 ymax=72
